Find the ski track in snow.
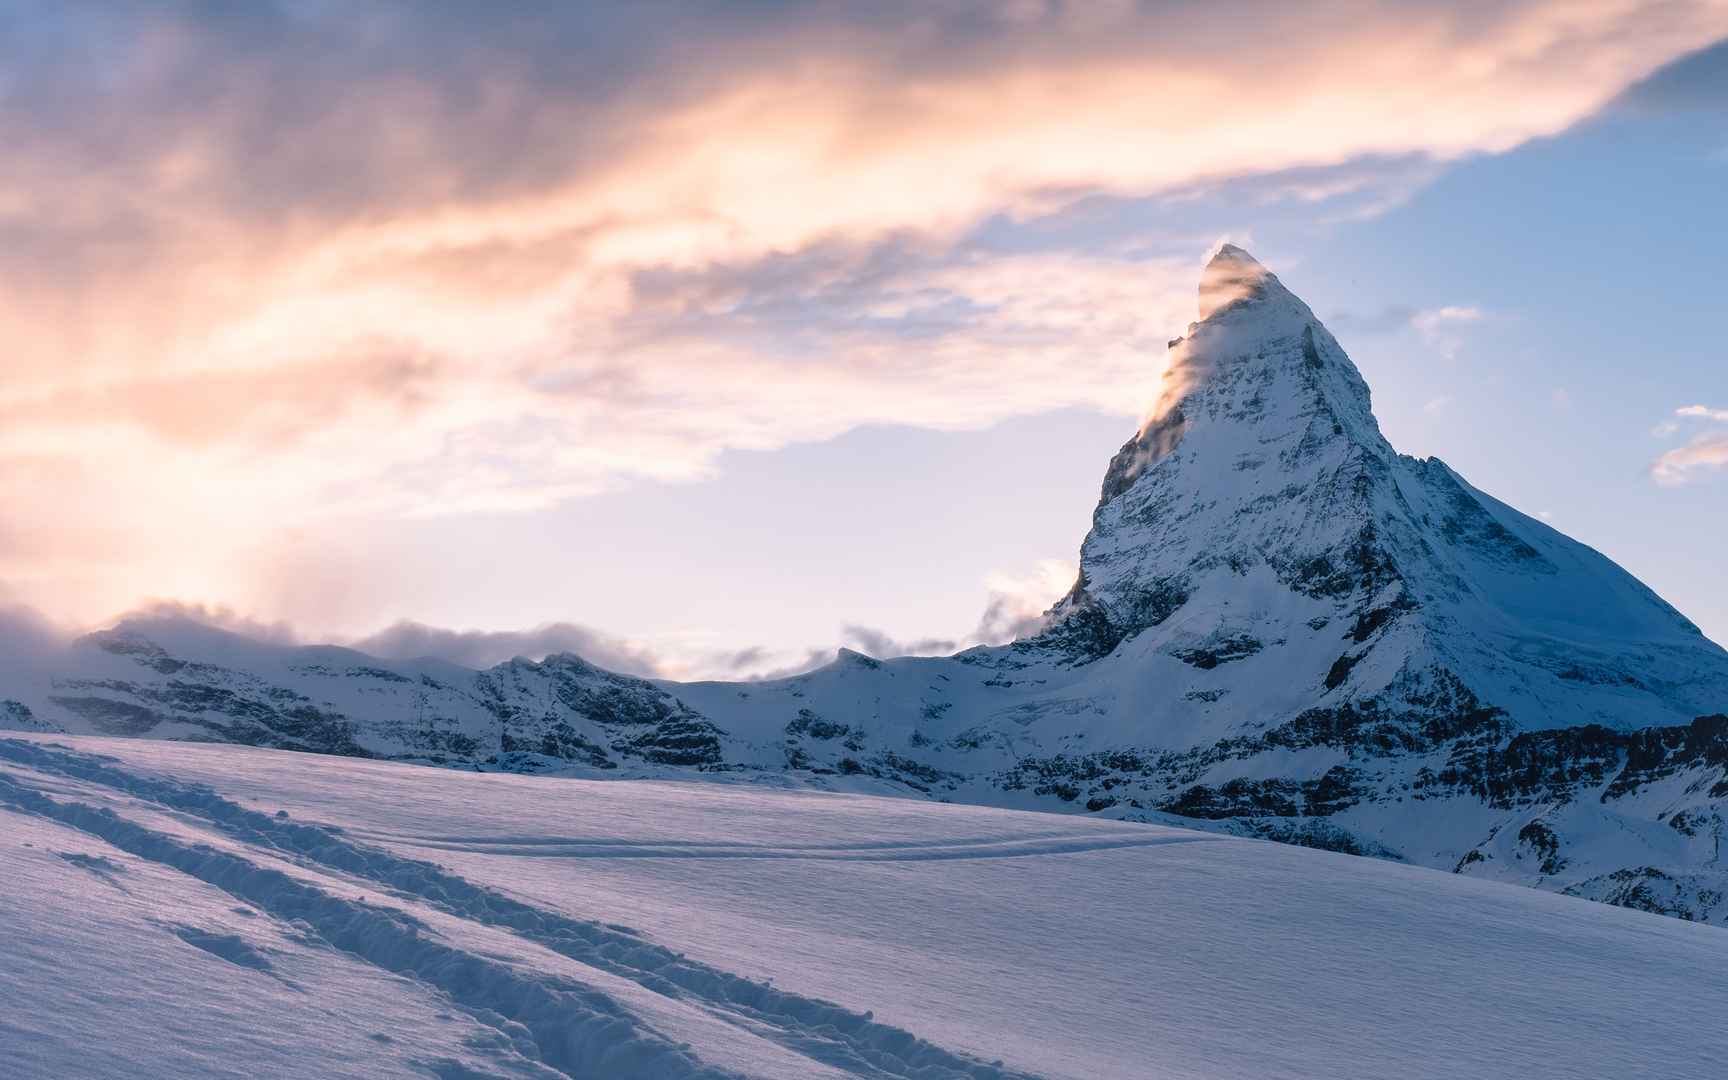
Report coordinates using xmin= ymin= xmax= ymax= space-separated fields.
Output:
xmin=373 ymin=832 xmax=1217 ymax=862
xmin=0 ymin=737 xmax=1044 ymax=1080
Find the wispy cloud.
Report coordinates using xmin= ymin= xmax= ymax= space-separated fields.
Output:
xmin=1653 ymin=437 xmax=1728 ymax=485
xmin=348 ymin=621 xmax=665 ymax=677
xmin=1326 ymin=302 xmax=1484 ymax=357
xmin=1677 ymin=404 xmax=1728 ymax=422
xmin=1652 ymin=403 xmax=1728 ymax=484
xmin=839 ymin=558 xmax=1076 ymax=661
xmin=1411 ymin=305 xmax=1486 ymax=358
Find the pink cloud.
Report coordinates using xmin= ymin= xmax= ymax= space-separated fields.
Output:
xmin=1653 ymin=435 xmax=1728 ymax=485
xmin=3 ymin=1 xmax=1726 ymax=627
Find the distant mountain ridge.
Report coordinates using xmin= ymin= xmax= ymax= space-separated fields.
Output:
xmin=9 ymin=246 xmax=1728 ymax=921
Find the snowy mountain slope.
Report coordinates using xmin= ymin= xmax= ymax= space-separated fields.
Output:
xmin=6 ymin=247 xmax=1728 ymax=920
xmin=0 ymin=616 xmax=725 ymax=770
xmin=5 ymin=732 xmax=1728 ymax=1080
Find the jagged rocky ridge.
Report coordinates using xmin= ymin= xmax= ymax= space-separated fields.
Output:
xmin=9 ymin=246 xmax=1728 ymax=922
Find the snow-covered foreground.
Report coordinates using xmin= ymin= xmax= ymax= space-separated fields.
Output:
xmin=3 ymin=735 xmax=1725 ymax=1080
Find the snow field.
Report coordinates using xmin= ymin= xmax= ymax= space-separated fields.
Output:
xmin=4 ymin=734 xmax=1727 ymax=1079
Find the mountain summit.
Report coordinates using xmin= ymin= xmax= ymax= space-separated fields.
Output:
xmin=1196 ymin=242 xmax=1277 ymax=319
xmin=8 ymin=248 xmax=1728 ymax=921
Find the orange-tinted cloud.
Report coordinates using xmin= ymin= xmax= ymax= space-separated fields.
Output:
xmin=1653 ymin=404 xmax=1728 ymax=484
xmin=1652 ymin=436 xmax=1728 ymax=484
xmin=3 ymin=1 xmax=1726 ymax=627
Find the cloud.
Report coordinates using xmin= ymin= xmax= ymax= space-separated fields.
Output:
xmin=840 ymin=558 xmax=1075 ymax=660
xmin=4 ymin=1 xmax=1727 ymax=627
xmin=840 ymin=626 xmax=962 ymax=662
xmin=87 ymin=601 xmax=670 ymax=676
xmin=0 ymin=550 xmax=1076 ymax=687
xmin=689 ymin=645 xmax=840 ymax=683
xmin=1324 ymin=302 xmax=1484 ymax=357
xmin=1613 ymin=36 xmax=1728 ymax=113
xmin=1327 ymin=304 xmax=1422 ymax=336
xmin=120 ymin=601 xmax=301 ymax=645
xmin=729 ymin=649 xmax=839 ymax=682
xmin=347 ymin=620 xmax=667 ymax=676
xmin=0 ymin=599 xmax=77 ymax=708
xmin=0 ymin=603 xmax=70 ymax=662
xmin=975 ymin=560 xmax=1077 ymax=642
xmin=688 ymin=557 xmax=1074 ymax=675
xmin=1652 ymin=403 xmax=1728 ymax=483
xmin=336 ymin=558 xmax=1078 ymax=675
xmin=0 ymin=592 xmax=784 ymax=682
xmin=1677 ymin=404 xmax=1728 ymax=421
xmin=1411 ymin=305 xmax=1486 ymax=358
xmin=1652 ymin=435 xmax=1728 ymax=484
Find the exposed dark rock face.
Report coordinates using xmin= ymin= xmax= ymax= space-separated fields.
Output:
xmin=1516 ymin=819 xmax=1567 ymax=875
xmin=615 ymin=715 xmax=724 ymax=767
xmin=48 ymin=695 xmax=166 ymax=736
xmin=1564 ymin=867 xmax=1727 ymax=922
xmin=0 ymin=700 xmax=58 ymax=733
xmin=1098 ymin=407 xmax=1188 ymax=505
xmin=1171 ymin=634 xmax=1263 ymax=670
xmin=1420 ymin=715 xmax=1728 ymax=809
xmin=1013 ymin=586 xmax=1125 ymax=663
xmin=528 ymin=723 xmax=616 ymax=768
xmin=785 ymin=709 xmax=852 ymax=740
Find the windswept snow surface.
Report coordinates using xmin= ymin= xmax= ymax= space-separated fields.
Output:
xmin=3 ymin=735 xmax=1726 ymax=1080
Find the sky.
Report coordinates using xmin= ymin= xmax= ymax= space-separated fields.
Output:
xmin=1 ymin=0 xmax=1725 ymax=677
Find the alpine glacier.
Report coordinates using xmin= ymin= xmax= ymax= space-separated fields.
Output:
xmin=6 ymin=247 xmax=1727 ymax=921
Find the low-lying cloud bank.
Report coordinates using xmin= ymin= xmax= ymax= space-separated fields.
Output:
xmin=347 ymin=621 xmax=666 ymax=678
xmin=0 ymin=556 xmax=1074 ymax=684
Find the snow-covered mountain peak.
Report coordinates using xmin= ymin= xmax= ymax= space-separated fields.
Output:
xmin=1035 ymin=246 xmax=1727 ymax=736
xmin=1197 ymin=242 xmax=1280 ymax=320
xmin=1057 ymin=248 xmax=1395 ymax=647
xmin=1184 ymin=247 xmax=1377 ymax=432
xmin=1113 ymin=245 xmax=1383 ymax=511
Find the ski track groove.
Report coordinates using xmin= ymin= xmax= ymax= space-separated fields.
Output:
xmin=378 ymin=833 xmax=1218 ymax=861
xmin=0 ymin=771 xmax=731 ymax=1080
xmin=0 ymin=738 xmax=1046 ymax=1080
